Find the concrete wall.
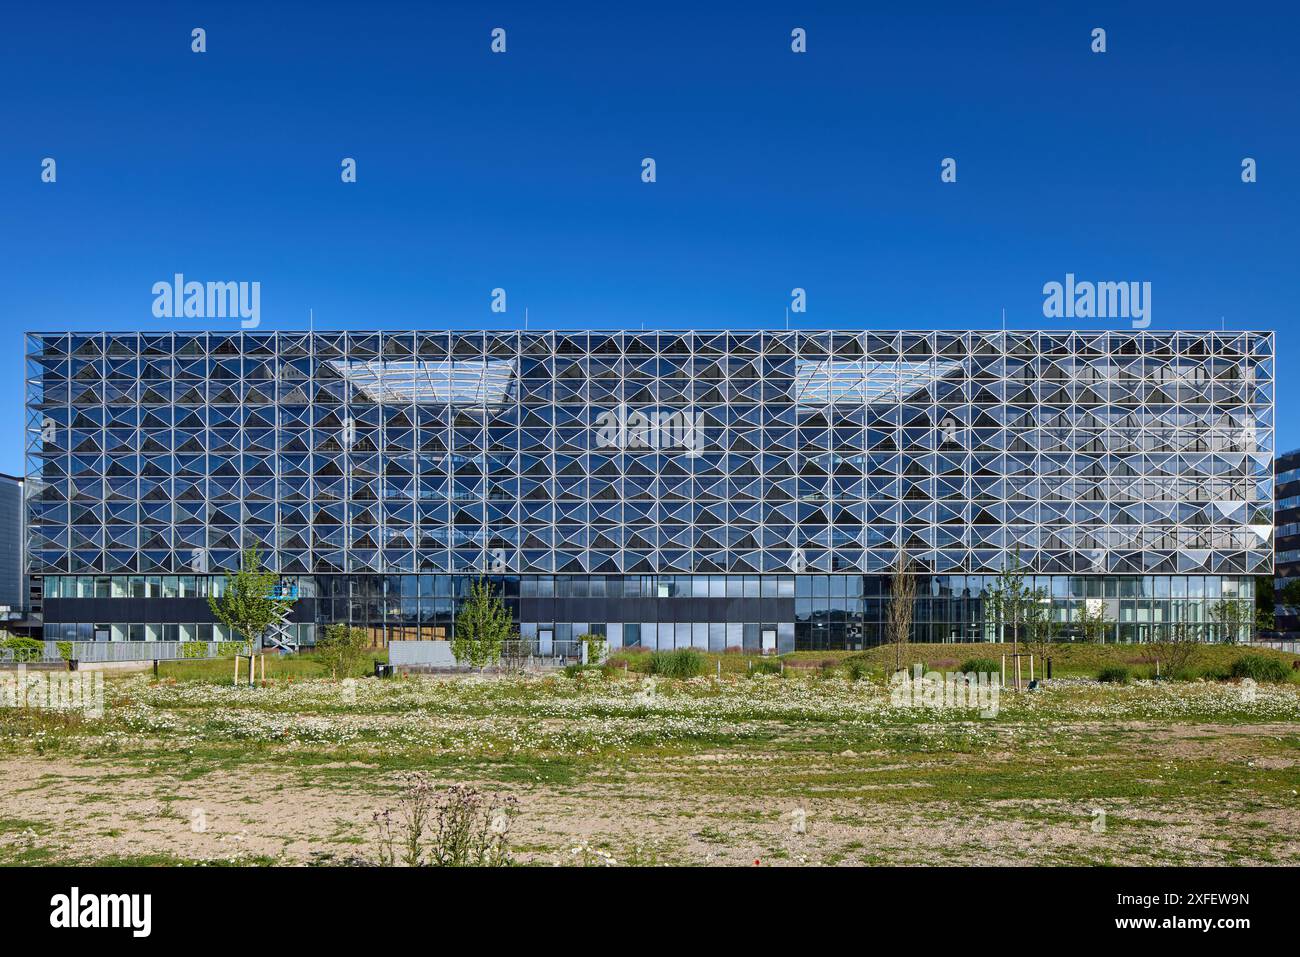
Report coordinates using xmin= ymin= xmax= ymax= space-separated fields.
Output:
xmin=387 ymin=641 xmax=457 ymax=667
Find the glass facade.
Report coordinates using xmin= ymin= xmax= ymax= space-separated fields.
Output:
xmin=1274 ymin=447 xmax=1300 ymax=637
xmin=24 ymin=330 xmax=1274 ymax=647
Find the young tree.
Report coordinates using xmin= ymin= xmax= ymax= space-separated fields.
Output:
xmin=207 ymin=546 xmax=280 ymax=660
xmin=1209 ymin=597 xmax=1252 ymax=645
xmin=317 ymin=623 xmax=370 ymax=679
xmin=1075 ymin=597 xmax=1112 ymax=643
xmin=984 ymin=551 xmax=1036 ymax=683
xmin=1149 ymin=618 xmax=1202 ymax=679
xmin=886 ymin=550 xmax=917 ymax=674
xmin=451 ymin=579 xmax=515 ymax=670
xmin=1022 ymin=586 xmax=1058 ymax=677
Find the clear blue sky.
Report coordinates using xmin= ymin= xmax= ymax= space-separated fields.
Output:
xmin=1 ymin=1 xmax=1296 ymax=475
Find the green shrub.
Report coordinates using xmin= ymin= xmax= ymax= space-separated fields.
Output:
xmin=216 ymin=641 xmax=244 ymax=657
xmin=647 ymin=648 xmax=705 ymax=679
xmin=181 ymin=641 xmax=208 ymax=659
xmin=750 ymin=657 xmax=783 ymax=676
xmin=608 ymin=648 xmax=651 ymax=673
xmin=55 ymin=641 xmax=75 ymax=662
xmin=844 ymin=658 xmax=869 ymax=682
xmin=959 ymin=657 xmax=1001 ymax=675
xmin=317 ymin=623 xmax=371 ymax=678
xmin=578 ymin=632 xmax=608 ymax=664
xmin=2 ymin=636 xmax=45 ymax=663
xmin=1097 ymin=665 xmax=1130 ymax=684
xmin=1230 ymin=655 xmax=1289 ymax=683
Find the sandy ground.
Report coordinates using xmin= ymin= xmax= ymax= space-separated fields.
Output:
xmin=2 ymin=721 xmax=1297 ymax=866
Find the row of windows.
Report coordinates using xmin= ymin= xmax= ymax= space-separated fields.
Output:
xmin=29 ymin=435 xmax=1271 ymax=459
xmin=42 ymin=573 xmax=1255 ymax=602
xmin=516 ymin=619 xmax=1246 ymax=651
xmin=521 ymin=573 xmax=1256 ymax=601
xmin=525 ymin=621 xmax=794 ymax=653
xmin=43 ymin=574 xmax=335 ymax=600
xmin=39 ymin=614 xmax=1247 ymax=651
xmin=523 ymin=574 xmax=796 ymax=598
xmin=29 ymin=329 xmax=1272 ymax=354
xmin=31 ymin=354 xmax=1271 ymax=374
xmin=31 ymin=481 xmax=1268 ymax=508
xmin=31 ymin=453 xmax=1272 ymax=475
xmin=29 ymin=387 xmax=1271 ymax=408
xmin=43 ymin=575 xmax=239 ymax=599
xmin=310 ymin=594 xmax=1253 ymax=631
xmin=43 ymin=622 xmax=317 ymax=644
xmin=794 ymin=596 xmax=1251 ymax=623
xmin=791 ymin=621 xmax=1248 ymax=649
xmin=30 ymin=410 xmax=1269 ymax=433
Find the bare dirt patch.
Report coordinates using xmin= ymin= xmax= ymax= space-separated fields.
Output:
xmin=3 ymin=716 xmax=1297 ymax=866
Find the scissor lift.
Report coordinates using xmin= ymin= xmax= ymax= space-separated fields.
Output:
xmin=262 ymin=582 xmax=301 ymax=654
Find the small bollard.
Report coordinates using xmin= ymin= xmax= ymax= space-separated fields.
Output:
xmin=152 ymin=659 xmax=158 ymax=678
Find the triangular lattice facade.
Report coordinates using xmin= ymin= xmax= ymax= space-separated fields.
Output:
xmin=25 ymin=330 xmax=1274 ymax=579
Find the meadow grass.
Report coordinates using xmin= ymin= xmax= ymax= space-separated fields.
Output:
xmin=1 ymin=649 xmax=1297 ymax=866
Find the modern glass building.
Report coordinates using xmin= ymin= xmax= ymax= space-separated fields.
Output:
xmin=1273 ymin=447 xmax=1300 ymax=638
xmin=25 ymin=330 xmax=1274 ymax=650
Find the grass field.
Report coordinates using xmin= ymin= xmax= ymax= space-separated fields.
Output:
xmin=1 ymin=643 xmax=1298 ymax=866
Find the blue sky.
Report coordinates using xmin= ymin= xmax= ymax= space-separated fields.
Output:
xmin=1 ymin=1 xmax=1296 ymax=474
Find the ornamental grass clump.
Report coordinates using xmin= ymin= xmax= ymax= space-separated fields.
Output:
xmin=1230 ymin=655 xmax=1290 ymax=683
xmin=1097 ymin=665 xmax=1130 ymax=684
xmin=648 ymin=648 xmax=705 ymax=679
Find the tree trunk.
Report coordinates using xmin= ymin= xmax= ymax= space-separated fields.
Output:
xmin=1012 ymin=620 xmax=1019 ymax=690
